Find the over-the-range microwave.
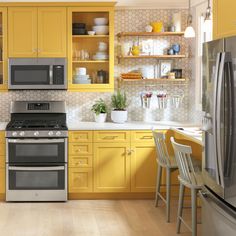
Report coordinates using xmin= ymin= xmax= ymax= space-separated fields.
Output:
xmin=8 ymin=58 xmax=67 ymax=90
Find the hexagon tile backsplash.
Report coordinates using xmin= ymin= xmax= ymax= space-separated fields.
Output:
xmin=0 ymin=8 xmax=201 ymax=123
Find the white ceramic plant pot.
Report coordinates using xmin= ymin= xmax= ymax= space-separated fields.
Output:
xmin=111 ymin=110 xmax=128 ymax=123
xmin=94 ymin=113 xmax=107 ymax=123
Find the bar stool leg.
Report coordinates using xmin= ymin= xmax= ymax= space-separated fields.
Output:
xmin=155 ymin=165 xmax=162 ymax=207
xmin=177 ymin=183 xmax=185 ymax=234
xmin=191 ymin=188 xmax=197 ymax=236
xmin=166 ymin=167 xmax=171 ymax=222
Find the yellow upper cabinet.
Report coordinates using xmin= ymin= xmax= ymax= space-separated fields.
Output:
xmin=38 ymin=7 xmax=66 ymax=57
xmin=8 ymin=7 xmax=67 ymax=57
xmin=213 ymin=0 xmax=236 ymax=39
xmin=67 ymin=7 xmax=114 ymax=92
xmin=0 ymin=7 xmax=8 ymax=90
xmin=8 ymin=7 xmax=38 ymax=57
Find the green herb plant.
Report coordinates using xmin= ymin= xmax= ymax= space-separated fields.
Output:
xmin=91 ymin=99 xmax=108 ymax=115
xmin=111 ymin=90 xmax=127 ymax=111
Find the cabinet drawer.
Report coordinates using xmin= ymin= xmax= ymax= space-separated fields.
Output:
xmin=94 ymin=131 xmax=130 ymax=143
xmin=69 ymin=143 xmax=93 ymax=156
xmin=69 ymin=155 xmax=92 ymax=168
xmin=131 ymin=131 xmax=155 ymax=143
xmin=0 ymin=132 xmax=5 ymax=143
xmin=0 ymin=156 xmax=5 ymax=168
xmin=69 ymin=131 xmax=93 ymax=143
xmin=69 ymin=167 xmax=93 ymax=193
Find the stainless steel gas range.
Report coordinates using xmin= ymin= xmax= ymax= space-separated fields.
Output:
xmin=5 ymin=101 xmax=68 ymax=202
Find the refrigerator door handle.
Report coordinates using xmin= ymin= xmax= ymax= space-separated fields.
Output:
xmin=224 ymin=54 xmax=234 ymax=178
xmin=213 ymin=52 xmax=221 ymax=185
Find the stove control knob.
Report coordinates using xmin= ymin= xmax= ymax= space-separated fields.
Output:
xmin=19 ymin=131 xmax=25 ymax=137
xmin=34 ymin=131 xmax=39 ymax=137
xmin=12 ymin=132 xmax=18 ymax=137
xmin=56 ymin=131 xmax=61 ymax=136
xmin=48 ymin=131 xmax=54 ymax=136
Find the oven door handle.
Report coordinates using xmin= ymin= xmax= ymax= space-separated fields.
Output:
xmin=7 ymin=139 xmax=65 ymax=143
xmin=8 ymin=166 xmax=65 ymax=171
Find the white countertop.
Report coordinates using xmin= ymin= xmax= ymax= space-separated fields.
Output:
xmin=0 ymin=122 xmax=7 ymax=131
xmin=68 ymin=121 xmax=201 ymax=131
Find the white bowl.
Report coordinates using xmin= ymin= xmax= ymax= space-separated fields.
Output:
xmin=94 ymin=18 xmax=108 ymax=26
xmin=87 ymin=31 xmax=95 ymax=35
xmin=92 ymin=25 xmax=109 ymax=35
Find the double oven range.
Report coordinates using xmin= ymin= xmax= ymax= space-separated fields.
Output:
xmin=6 ymin=101 xmax=68 ymax=201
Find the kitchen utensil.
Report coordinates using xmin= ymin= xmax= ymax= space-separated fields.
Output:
xmin=92 ymin=25 xmax=109 ymax=35
xmin=171 ymin=94 xmax=184 ymax=108
xmin=156 ymin=91 xmax=168 ymax=109
xmin=171 ymin=69 xmax=182 ymax=79
xmin=172 ymin=12 xmax=181 ymax=32
xmin=73 ymin=23 xmax=86 ymax=29
xmin=172 ymin=44 xmax=180 ymax=54
xmin=94 ymin=18 xmax=108 ymax=26
xmin=145 ymin=25 xmax=153 ymax=32
xmin=140 ymin=92 xmax=152 ymax=109
xmin=87 ymin=31 xmax=95 ymax=35
xmin=150 ymin=21 xmax=163 ymax=33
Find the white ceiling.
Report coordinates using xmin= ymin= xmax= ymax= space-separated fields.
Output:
xmin=0 ymin=0 xmax=206 ymax=8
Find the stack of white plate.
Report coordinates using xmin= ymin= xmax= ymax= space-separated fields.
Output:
xmin=73 ymin=67 xmax=91 ymax=84
xmin=92 ymin=18 xmax=109 ymax=35
xmin=93 ymin=42 xmax=109 ymax=61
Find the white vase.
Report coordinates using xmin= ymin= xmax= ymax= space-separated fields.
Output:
xmin=111 ymin=110 xmax=128 ymax=123
xmin=94 ymin=113 xmax=107 ymax=123
xmin=173 ymin=12 xmax=181 ymax=32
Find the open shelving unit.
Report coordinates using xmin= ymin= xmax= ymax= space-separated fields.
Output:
xmin=117 ymin=31 xmax=185 ymax=38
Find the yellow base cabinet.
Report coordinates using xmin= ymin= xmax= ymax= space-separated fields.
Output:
xmin=8 ymin=7 xmax=67 ymax=57
xmin=131 ymin=143 xmax=157 ymax=192
xmin=69 ymin=167 xmax=93 ymax=193
xmin=94 ymin=142 xmax=130 ymax=192
xmin=0 ymin=131 xmax=5 ymax=198
xmin=213 ymin=0 xmax=236 ymax=39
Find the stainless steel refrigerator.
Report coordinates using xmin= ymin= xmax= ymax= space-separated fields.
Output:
xmin=202 ymin=36 xmax=236 ymax=235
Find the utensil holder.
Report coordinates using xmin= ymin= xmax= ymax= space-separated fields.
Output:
xmin=157 ymin=96 xmax=168 ymax=109
xmin=140 ymin=95 xmax=152 ymax=109
xmin=171 ymin=95 xmax=183 ymax=108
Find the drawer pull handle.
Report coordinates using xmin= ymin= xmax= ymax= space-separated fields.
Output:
xmin=141 ymin=136 xmax=153 ymax=139
xmin=103 ymin=136 xmax=119 ymax=139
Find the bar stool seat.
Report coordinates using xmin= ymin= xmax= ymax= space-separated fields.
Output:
xmin=171 ymin=137 xmax=203 ymax=236
xmin=152 ymin=131 xmax=178 ymax=223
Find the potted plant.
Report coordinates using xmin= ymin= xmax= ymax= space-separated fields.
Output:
xmin=91 ymin=99 xmax=108 ymax=123
xmin=111 ymin=90 xmax=128 ymax=123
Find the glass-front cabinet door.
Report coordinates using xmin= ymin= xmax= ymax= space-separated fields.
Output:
xmin=67 ymin=7 xmax=114 ymax=92
xmin=0 ymin=8 xmax=7 ymax=90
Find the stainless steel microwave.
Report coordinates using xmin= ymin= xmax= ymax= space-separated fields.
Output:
xmin=8 ymin=58 xmax=67 ymax=90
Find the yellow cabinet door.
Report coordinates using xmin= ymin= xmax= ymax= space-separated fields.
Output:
xmin=213 ymin=0 xmax=236 ymax=39
xmin=130 ymin=143 xmax=157 ymax=192
xmin=94 ymin=143 xmax=130 ymax=192
xmin=38 ymin=7 xmax=67 ymax=57
xmin=0 ymin=168 xmax=5 ymax=195
xmin=69 ymin=167 xmax=93 ymax=193
xmin=8 ymin=7 xmax=38 ymax=57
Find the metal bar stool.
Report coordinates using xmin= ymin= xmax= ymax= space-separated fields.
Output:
xmin=170 ymin=137 xmax=203 ymax=236
xmin=152 ymin=131 xmax=178 ymax=222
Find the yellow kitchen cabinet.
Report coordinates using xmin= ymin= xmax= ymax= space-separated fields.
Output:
xmin=0 ymin=131 xmax=5 ymax=198
xmin=8 ymin=7 xmax=66 ymax=57
xmin=94 ymin=142 xmax=130 ymax=192
xmin=69 ymin=131 xmax=93 ymax=143
xmin=213 ymin=0 xmax=236 ymax=39
xmin=0 ymin=7 xmax=8 ymax=91
xmin=130 ymin=143 xmax=157 ymax=192
xmin=37 ymin=7 xmax=66 ymax=57
xmin=8 ymin=7 xmax=38 ymax=57
xmin=69 ymin=167 xmax=93 ymax=193
xmin=0 ymin=168 xmax=5 ymax=195
xmin=67 ymin=6 xmax=115 ymax=92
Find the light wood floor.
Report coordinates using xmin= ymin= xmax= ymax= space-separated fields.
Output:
xmin=0 ymin=199 xmax=201 ymax=236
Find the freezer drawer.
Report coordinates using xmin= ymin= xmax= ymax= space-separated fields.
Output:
xmin=200 ymin=190 xmax=236 ymax=236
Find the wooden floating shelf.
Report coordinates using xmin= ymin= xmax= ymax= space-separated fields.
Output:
xmin=72 ymin=60 xmax=109 ymax=63
xmin=72 ymin=35 xmax=109 ymax=38
xmin=120 ymin=78 xmax=188 ymax=82
xmin=117 ymin=31 xmax=185 ymax=37
xmin=118 ymin=55 xmax=186 ymax=59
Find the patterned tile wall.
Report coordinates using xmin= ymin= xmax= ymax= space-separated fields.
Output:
xmin=0 ymin=8 xmax=201 ymax=123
